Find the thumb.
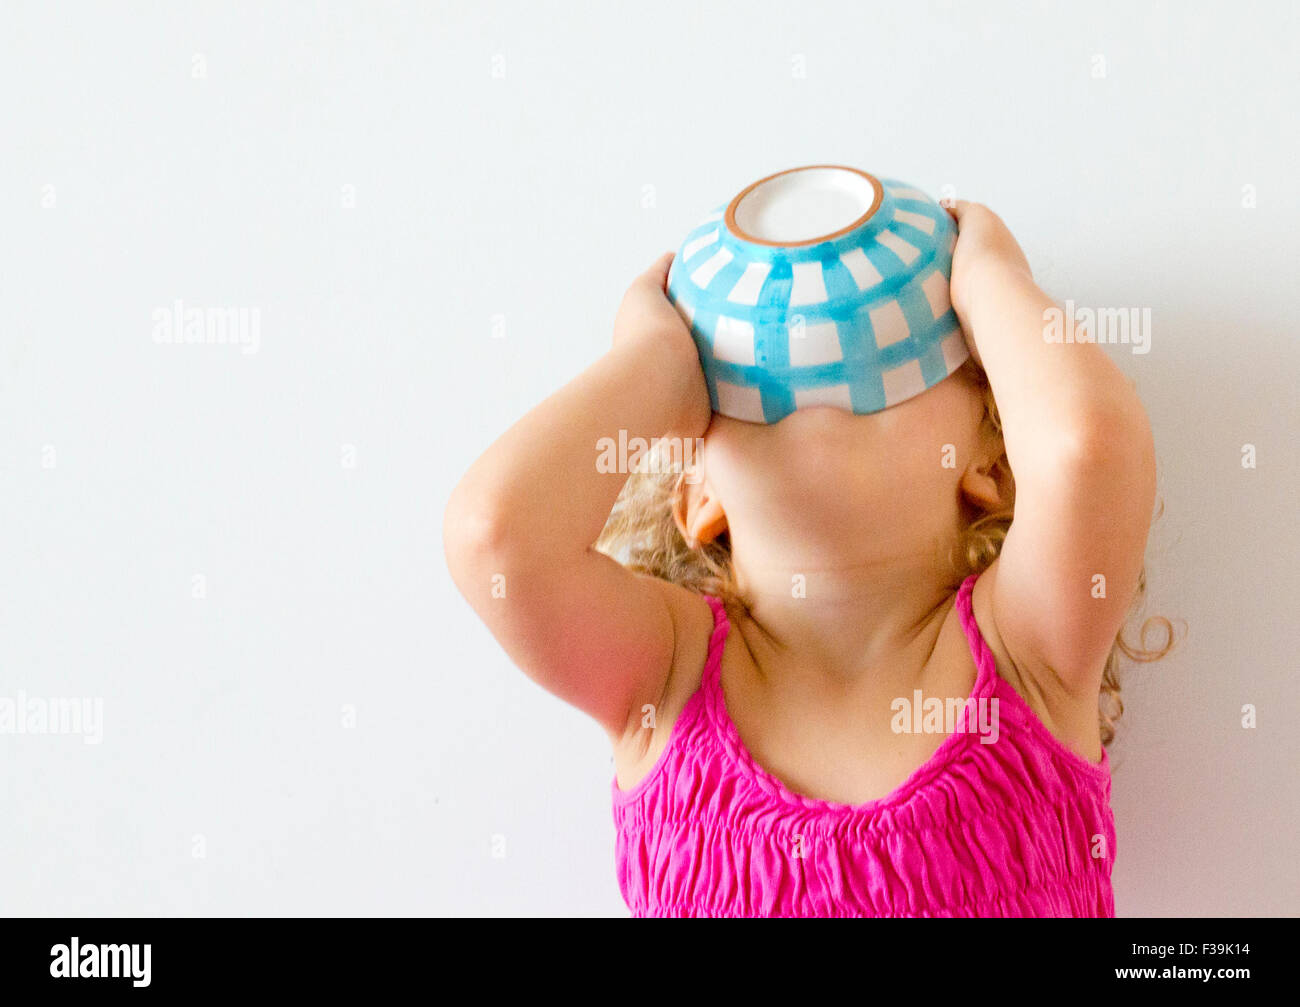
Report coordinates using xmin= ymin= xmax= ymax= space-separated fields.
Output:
xmin=945 ymin=199 xmax=974 ymax=226
xmin=641 ymin=251 xmax=676 ymax=292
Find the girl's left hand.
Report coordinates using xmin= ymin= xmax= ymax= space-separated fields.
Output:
xmin=945 ymin=201 xmax=1033 ymax=363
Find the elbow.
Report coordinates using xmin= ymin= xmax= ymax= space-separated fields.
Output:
xmin=1079 ymin=396 xmax=1154 ymax=468
xmin=442 ymin=483 xmax=514 ymax=592
xmin=1060 ymin=398 xmax=1157 ymax=505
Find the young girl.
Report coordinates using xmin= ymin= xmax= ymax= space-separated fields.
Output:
xmin=444 ymin=200 xmax=1169 ymax=918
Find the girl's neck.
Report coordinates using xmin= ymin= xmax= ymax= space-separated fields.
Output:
xmin=729 ymin=541 xmax=959 ymax=688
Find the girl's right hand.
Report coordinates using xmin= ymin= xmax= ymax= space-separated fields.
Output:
xmin=612 ymin=253 xmax=712 ymax=439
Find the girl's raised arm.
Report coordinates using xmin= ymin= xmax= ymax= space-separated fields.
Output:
xmin=443 ymin=254 xmax=712 ymax=739
xmin=948 ymin=202 xmax=1157 ymax=702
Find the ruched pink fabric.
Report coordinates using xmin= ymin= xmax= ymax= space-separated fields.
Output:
xmin=612 ymin=575 xmax=1116 ymax=917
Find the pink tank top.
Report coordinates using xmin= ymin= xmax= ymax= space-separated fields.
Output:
xmin=611 ymin=575 xmax=1116 ymax=917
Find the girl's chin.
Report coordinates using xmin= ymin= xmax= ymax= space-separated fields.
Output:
xmin=770 ymin=405 xmax=887 ymax=445
xmin=706 ymin=405 xmax=893 ymax=475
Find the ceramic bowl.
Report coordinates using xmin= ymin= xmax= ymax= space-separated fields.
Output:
xmin=666 ymin=165 xmax=968 ymax=424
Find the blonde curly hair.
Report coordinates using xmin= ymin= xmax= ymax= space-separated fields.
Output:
xmin=596 ymin=360 xmax=1174 ymax=746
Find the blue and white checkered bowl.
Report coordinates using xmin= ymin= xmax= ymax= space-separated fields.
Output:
xmin=667 ymin=165 xmax=968 ymax=424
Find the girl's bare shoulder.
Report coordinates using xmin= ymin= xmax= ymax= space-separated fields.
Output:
xmin=965 ymin=567 xmax=1105 ymax=763
xmin=611 ymin=579 xmax=717 ymax=790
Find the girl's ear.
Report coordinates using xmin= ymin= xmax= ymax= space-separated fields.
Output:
xmin=672 ymin=472 xmax=729 ymax=549
xmin=958 ymin=455 xmax=1013 ymax=514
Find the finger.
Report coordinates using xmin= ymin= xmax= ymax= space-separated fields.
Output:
xmin=641 ymin=251 xmax=675 ymax=291
xmin=945 ymin=199 xmax=972 ymax=224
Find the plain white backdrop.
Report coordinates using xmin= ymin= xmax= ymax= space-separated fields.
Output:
xmin=1 ymin=1 xmax=1296 ymax=916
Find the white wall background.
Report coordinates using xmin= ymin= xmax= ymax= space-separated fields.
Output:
xmin=1 ymin=1 xmax=1296 ymax=917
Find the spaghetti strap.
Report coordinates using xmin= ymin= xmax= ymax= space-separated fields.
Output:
xmin=954 ymin=574 xmax=998 ymax=698
xmin=698 ymin=594 xmax=731 ymax=697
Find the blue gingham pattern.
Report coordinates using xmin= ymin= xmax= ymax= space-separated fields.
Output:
xmin=667 ymin=176 xmax=969 ymax=424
